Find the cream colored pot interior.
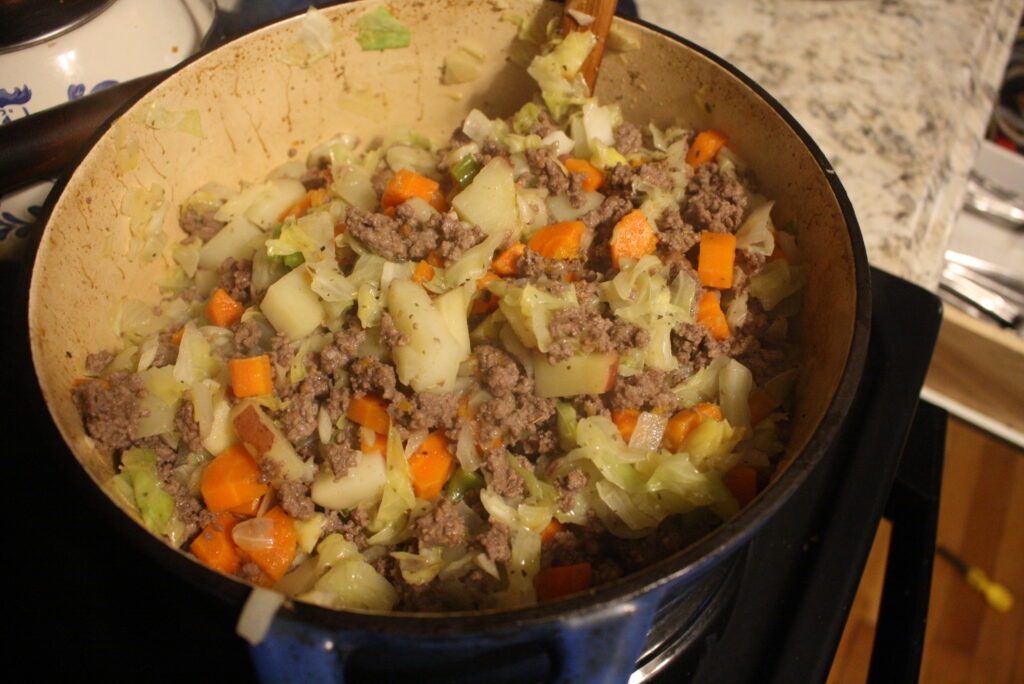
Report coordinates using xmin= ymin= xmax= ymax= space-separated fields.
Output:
xmin=29 ymin=0 xmax=858 ymax=555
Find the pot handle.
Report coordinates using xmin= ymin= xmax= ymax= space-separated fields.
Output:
xmin=544 ymin=589 xmax=665 ymax=684
xmin=248 ymin=589 xmax=664 ymax=684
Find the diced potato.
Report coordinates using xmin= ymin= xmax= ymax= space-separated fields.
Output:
xmin=245 ymin=178 xmax=307 ymax=229
xmin=332 ymin=164 xmax=377 ymax=211
xmin=310 ymin=452 xmax=387 ymax=511
xmin=451 ymin=156 xmax=520 ymax=239
xmin=203 ymin=391 xmax=235 ymax=456
xmin=434 ymin=284 xmax=472 ymax=358
xmin=293 ymin=512 xmax=326 ymax=555
xmin=387 ymin=278 xmax=466 ymax=392
xmin=230 ymin=400 xmax=316 ymax=484
xmin=198 ymin=215 xmax=264 ymax=271
xmin=532 ymin=350 xmax=619 ymax=398
xmin=546 ymin=190 xmax=604 ymax=224
xmin=261 ymin=267 xmax=324 ymax=340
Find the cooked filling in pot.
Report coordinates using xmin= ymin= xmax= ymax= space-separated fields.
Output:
xmin=71 ymin=34 xmax=807 ymax=613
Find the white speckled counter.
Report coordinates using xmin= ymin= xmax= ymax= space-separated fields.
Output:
xmin=636 ymin=0 xmax=1024 ymax=290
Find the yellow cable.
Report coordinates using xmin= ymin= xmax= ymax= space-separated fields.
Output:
xmin=965 ymin=567 xmax=1014 ymax=613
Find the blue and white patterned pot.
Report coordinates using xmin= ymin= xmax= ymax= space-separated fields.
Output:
xmin=0 ymin=0 xmax=216 ymax=259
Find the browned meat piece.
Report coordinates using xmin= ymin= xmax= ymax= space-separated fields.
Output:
xmin=178 ymin=206 xmax=225 ymax=241
xmin=72 ymin=371 xmax=146 ymax=452
xmin=219 ymin=257 xmax=253 ymax=304
xmin=414 ymin=498 xmax=468 ymax=548
xmin=682 ymin=162 xmax=747 ymax=234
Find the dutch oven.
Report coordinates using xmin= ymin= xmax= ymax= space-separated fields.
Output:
xmin=25 ymin=1 xmax=870 ymax=681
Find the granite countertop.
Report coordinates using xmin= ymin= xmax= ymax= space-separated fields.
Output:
xmin=636 ymin=0 xmax=1024 ymax=290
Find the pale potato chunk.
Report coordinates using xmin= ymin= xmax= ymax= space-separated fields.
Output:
xmin=261 ymin=267 xmax=324 ymax=340
xmin=451 ymin=156 xmax=520 ymax=240
xmin=310 ymin=452 xmax=387 ymax=511
xmin=387 ymin=278 xmax=466 ymax=392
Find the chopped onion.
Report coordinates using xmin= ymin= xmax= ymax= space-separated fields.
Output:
xmin=455 ymin=425 xmax=481 ymax=472
xmin=236 ymin=587 xmax=285 ymax=646
xmin=474 ymin=552 xmax=501 ymax=579
xmin=627 ymin=412 xmax=668 ymax=453
xmin=232 ymin=517 xmax=276 ymax=553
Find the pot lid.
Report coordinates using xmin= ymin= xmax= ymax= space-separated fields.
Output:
xmin=0 ymin=0 xmax=116 ymax=53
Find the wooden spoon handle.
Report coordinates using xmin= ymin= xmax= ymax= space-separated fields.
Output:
xmin=560 ymin=0 xmax=619 ymax=95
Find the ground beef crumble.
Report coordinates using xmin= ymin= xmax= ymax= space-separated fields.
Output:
xmin=73 ymin=371 xmax=146 ymax=452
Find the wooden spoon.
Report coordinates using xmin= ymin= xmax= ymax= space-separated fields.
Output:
xmin=560 ymin=0 xmax=619 ymax=95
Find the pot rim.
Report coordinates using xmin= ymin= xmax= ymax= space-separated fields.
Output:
xmin=26 ymin=1 xmax=871 ymax=633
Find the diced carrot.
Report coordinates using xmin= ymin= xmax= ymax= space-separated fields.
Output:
xmin=492 ymin=243 xmax=526 ymax=276
xmin=723 ymin=465 xmax=759 ymax=507
xmin=412 ymin=259 xmax=435 ymax=284
xmin=694 ymin=402 xmax=723 ymax=422
xmin=191 ymin=512 xmax=242 ymax=575
xmin=476 ymin=270 xmax=501 ymax=291
xmin=229 ymin=354 xmax=274 ymax=397
xmin=697 ymin=231 xmax=737 ymax=289
xmin=686 ymin=130 xmax=727 ymax=167
xmin=470 ymin=293 xmax=499 ymax=315
xmin=527 ymin=221 xmax=586 ymax=260
xmin=426 ymin=251 xmax=445 ymax=268
xmin=381 ymin=169 xmax=441 ymax=209
xmin=207 ymin=288 xmax=245 ymax=328
xmin=407 ymin=430 xmax=455 ymax=500
xmin=347 ymin=395 xmax=391 ymax=435
xmin=540 ymin=518 xmax=564 ymax=545
xmin=534 ymin=563 xmax=593 ymax=602
xmin=696 ymin=291 xmax=731 ymax=340
xmin=244 ymin=506 xmax=298 ymax=582
xmin=230 ymin=497 xmax=262 ymax=516
xmin=609 ymin=209 xmax=658 ymax=269
xmin=611 ymin=409 xmax=641 ymax=443
xmin=171 ymin=327 xmax=185 ymax=346
xmin=564 ymin=158 xmax=605 ymax=191
xmin=663 ymin=403 xmax=723 ymax=452
xmin=279 ymin=187 xmax=329 ymax=222
xmin=663 ymin=409 xmax=702 ymax=452
xmin=200 ymin=444 xmax=269 ymax=513
xmin=748 ymin=388 xmax=777 ymax=426
xmin=359 ymin=428 xmax=388 ymax=455
xmin=334 ymin=223 xmax=347 ymax=237
xmin=471 ymin=272 xmax=502 ymax=314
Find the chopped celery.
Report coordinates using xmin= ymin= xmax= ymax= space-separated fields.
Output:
xmin=444 ymin=467 xmax=485 ymax=503
xmin=451 ymin=155 xmax=482 ymax=188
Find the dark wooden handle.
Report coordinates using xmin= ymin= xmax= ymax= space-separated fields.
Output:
xmin=560 ymin=0 xmax=619 ymax=95
xmin=0 ymin=70 xmax=166 ymax=196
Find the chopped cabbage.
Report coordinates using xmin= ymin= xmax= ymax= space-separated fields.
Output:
xmin=356 ymin=5 xmax=411 ymax=51
xmin=114 ymin=448 xmax=186 ymax=545
xmin=496 ymin=281 xmax=577 ymax=353
xmin=282 ymin=7 xmax=340 ymax=66
xmin=140 ymin=103 xmax=204 ymax=138
xmin=122 ymin=184 xmax=167 ymax=263
xmin=369 ymin=427 xmax=416 ymax=543
xmin=735 ymin=200 xmax=775 ymax=255
xmin=526 ymin=30 xmax=595 ymax=119
xmin=301 ymin=535 xmax=397 ymax=611
xmin=749 ymin=260 xmax=808 ymax=311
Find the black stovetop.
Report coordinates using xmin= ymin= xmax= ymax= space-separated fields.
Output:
xmin=4 ymin=264 xmax=943 ymax=683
